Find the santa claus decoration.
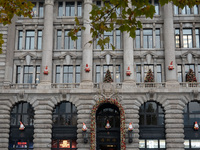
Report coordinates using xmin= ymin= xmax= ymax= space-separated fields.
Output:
xmin=126 ymin=67 xmax=132 ymax=76
xmin=85 ymin=64 xmax=90 ymax=72
xmin=194 ymin=121 xmax=199 ymax=131
xmin=44 ymin=66 xmax=49 ymax=75
xmin=19 ymin=121 xmax=25 ymax=130
xmin=82 ymin=123 xmax=87 ymax=131
xmin=105 ymin=120 xmax=111 ymax=129
xmin=168 ymin=61 xmax=174 ymax=70
xmin=128 ymin=122 xmax=133 ymax=131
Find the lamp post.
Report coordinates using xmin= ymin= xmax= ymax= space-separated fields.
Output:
xmin=82 ymin=123 xmax=88 ymax=143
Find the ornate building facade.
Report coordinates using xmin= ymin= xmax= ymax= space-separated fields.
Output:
xmin=0 ymin=0 xmax=200 ymax=150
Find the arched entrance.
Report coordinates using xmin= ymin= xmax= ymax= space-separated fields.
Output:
xmin=96 ymin=103 xmax=120 ymax=150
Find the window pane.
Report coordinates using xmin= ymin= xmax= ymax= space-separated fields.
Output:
xmin=77 ymin=2 xmax=82 ymax=16
xmin=18 ymin=30 xmax=23 ymax=50
xmin=191 ymin=140 xmax=200 ymax=148
xmin=139 ymin=140 xmax=145 ymax=148
xmin=77 ymin=31 xmax=81 ymax=49
xmin=155 ymin=29 xmax=160 ymax=48
xmin=184 ymin=140 xmax=190 ymax=148
xmin=194 ymin=5 xmax=199 ymax=14
xmin=37 ymin=31 xmax=42 ymax=50
xmin=147 ymin=140 xmax=158 ymax=148
xmin=66 ymin=2 xmax=75 ymax=16
xmin=39 ymin=2 xmax=44 ymax=17
xmin=174 ymin=5 xmax=178 ymax=15
xmin=196 ymin=29 xmax=199 ymax=48
xmin=135 ymin=30 xmax=140 ymax=48
xmin=58 ymin=2 xmax=63 ymax=16
xmin=160 ymin=140 xmax=166 ymax=148
xmin=57 ymin=30 xmax=62 ymax=49
xmin=26 ymin=31 xmax=35 ymax=50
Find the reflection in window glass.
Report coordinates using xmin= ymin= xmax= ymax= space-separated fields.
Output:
xmin=147 ymin=140 xmax=158 ymax=148
xmin=194 ymin=5 xmax=199 ymax=14
xmin=160 ymin=140 xmax=166 ymax=148
xmin=37 ymin=31 xmax=42 ymax=50
xmin=18 ymin=30 xmax=23 ymax=50
xmin=196 ymin=29 xmax=200 ymax=48
xmin=177 ymin=65 xmax=182 ymax=82
xmin=175 ymin=29 xmax=180 ymax=48
xmin=25 ymin=31 xmax=35 ymax=50
xmin=116 ymin=30 xmax=121 ymax=49
xmin=77 ymin=2 xmax=82 ymax=16
xmin=139 ymin=140 xmax=145 ymax=148
xmin=174 ymin=5 xmax=179 ymax=15
xmin=135 ymin=29 xmax=140 ymax=48
xmin=155 ymin=29 xmax=160 ymax=48
xmin=57 ymin=30 xmax=62 ymax=49
xmin=184 ymin=140 xmax=190 ymax=148
xmin=191 ymin=140 xmax=200 ymax=148
xmin=183 ymin=29 xmax=193 ymax=48
xmin=66 ymin=2 xmax=75 ymax=16
xmin=39 ymin=2 xmax=44 ymax=17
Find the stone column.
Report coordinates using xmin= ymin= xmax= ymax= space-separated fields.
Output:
xmin=33 ymin=100 xmax=53 ymax=150
xmin=80 ymin=0 xmax=93 ymax=88
xmin=39 ymin=0 xmax=54 ymax=87
xmin=165 ymin=101 xmax=184 ymax=150
xmin=163 ymin=3 xmax=178 ymax=85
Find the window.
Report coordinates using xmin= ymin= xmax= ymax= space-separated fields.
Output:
xmin=95 ymin=65 xmax=121 ymax=83
xmin=183 ymin=29 xmax=193 ymax=48
xmin=194 ymin=5 xmax=199 ymax=14
xmin=18 ymin=30 xmax=43 ymax=50
xmin=139 ymin=101 xmax=165 ymax=149
xmin=175 ymin=29 xmax=180 ymax=48
xmin=177 ymin=65 xmax=182 ymax=82
xmin=58 ymin=1 xmax=82 ymax=17
xmin=143 ymin=29 xmax=153 ymax=48
xmin=16 ymin=65 xmax=40 ymax=84
xmin=198 ymin=65 xmax=200 ymax=82
xmin=31 ymin=2 xmax=44 ymax=17
xmin=37 ymin=30 xmax=42 ymax=50
xmin=177 ymin=64 xmax=196 ymax=82
xmin=25 ymin=31 xmax=35 ymax=50
xmin=55 ymin=65 xmax=81 ymax=83
xmin=104 ymin=31 xmax=113 ymax=49
xmin=64 ymin=30 xmax=74 ymax=49
xmin=57 ymin=30 xmax=62 ymax=50
xmin=135 ymin=29 xmax=141 ymax=48
xmin=149 ymin=0 xmax=159 ymax=15
xmin=9 ymin=102 xmax=34 ymax=150
xmin=184 ymin=102 xmax=200 ymax=149
xmin=155 ymin=29 xmax=160 ymax=48
xmin=182 ymin=5 xmax=191 ymax=15
xmin=52 ymin=102 xmax=77 ymax=150
xmin=76 ymin=31 xmax=81 ymax=49
xmin=196 ymin=29 xmax=200 ymax=48
xmin=174 ymin=5 xmax=199 ymax=15
xmin=116 ymin=30 xmax=121 ymax=49
xmin=174 ymin=5 xmax=179 ymax=15
xmin=136 ymin=64 xmax=162 ymax=82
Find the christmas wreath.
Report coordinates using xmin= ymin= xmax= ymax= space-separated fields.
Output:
xmin=90 ymin=98 xmax=126 ymax=150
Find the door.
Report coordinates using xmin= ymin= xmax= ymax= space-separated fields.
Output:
xmin=96 ymin=103 xmax=120 ymax=150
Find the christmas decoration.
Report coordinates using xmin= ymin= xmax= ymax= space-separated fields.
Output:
xmin=90 ymin=98 xmax=126 ymax=150
xmin=103 ymin=70 xmax=113 ymax=83
xmin=44 ymin=66 xmax=49 ymax=75
xmin=82 ymin=123 xmax=87 ymax=131
xmin=186 ymin=69 xmax=197 ymax=82
xmin=85 ymin=64 xmax=90 ymax=72
xmin=144 ymin=69 xmax=154 ymax=82
xmin=128 ymin=122 xmax=133 ymax=131
xmin=105 ymin=120 xmax=111 ymax=129
xmin=19 ymin=121 xmax=25 ymax=130
xmin=168 ymin=61 xmax=174 ymax=70
xmin=126 ymin=66 xmax=132 ymax=76
xmin=194 ymin=121 xmax=199 ymax=131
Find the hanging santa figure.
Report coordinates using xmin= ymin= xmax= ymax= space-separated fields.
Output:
xmin=44 ymin=66 xmax=49 ymax=75
xmin=82 ymin=123 xmax=87 ymax=131
xmin=85 ymin=64 xmax=90 ymax=72
xmin=168 ymin=61 xmax=174 ymax=70
xmin=105 ymin=120 xmax=111 ymax=129
xmin=128 ymin=122 xmax=133 ymax=131
xmin=194 ymin=121 xmax=199 ymax=131
xmin=19 ymin=121 xmax=25 ymax=130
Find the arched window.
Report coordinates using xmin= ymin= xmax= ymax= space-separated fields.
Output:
xmin=139 ymin=101 xmax=165 ymax=150
xmin=52 ymin=101 xmax=77 ymax=150
xmin=184 ymin=101 xmax=200 ymax=149
xmin=96 ymin=103 xmax=120 ymax=150
xmin=9 ymin=102 xmax=34 ymax=150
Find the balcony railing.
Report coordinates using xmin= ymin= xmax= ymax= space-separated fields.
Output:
xmin=51 ymin=83 xmax=80 ymax=89
xmin=136 ymin=82 xmax=166 ymax=88
xmin=180 ymin=82 xmax=200 ymax=87
xmin=9 ymin=84 xmax=38 ymax=89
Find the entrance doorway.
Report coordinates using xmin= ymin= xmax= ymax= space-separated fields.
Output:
xmin=96 ymin=103 xmax=120 ymax=150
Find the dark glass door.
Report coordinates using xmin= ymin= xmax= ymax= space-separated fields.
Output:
xmin=96 ymin=103 xmax=120 ymax=150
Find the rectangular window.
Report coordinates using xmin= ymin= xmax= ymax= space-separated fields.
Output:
xmin=76 ymin=31 xmax=81 ymax=49
xmin=37 ymin=30 xmax=42 ymax=50
xmin=58 ymin=2 xmax=63 ymax=16
xmin=39 ymin=2 xmax=44 ymax=17
xmin=143 ymin=29 xmax=153 ymax=48
xmin=56 ymin=66 xmax=61 ymax=83
xmin=183 ymin=29 xmax=193 ymax=48
xmin=16 ymin=66 xmax=21 ymax=83
xmin=115 ymin=65 xmax=121 ymax=83
xmin=177 ymin=65 xmax=182 ymax=82
xmin=35 ymin=66 xmax=40 ymax=83
xmin=195 ymin=29 xmax=200 ymax=48
xmin=104 ymin=31 xmax=113 ymax=49
xmin=96 ymin=65 xmax=101 ymax=83
xmin=175 ymin=29 xmax=180 ymax=48
xmin=63 ymin=66 xmax=73 ymax=83
xmin=155 ymin=29 xmax=160 ymax=48
xmin=116 ymin=30 xmax=121 ymax=49
xmin=157 ymin=65 xmax=162 ymax=82
xmin=182 ymin=5 xmax=191 ymax=14
xmin=185 ymin=64 xmax=195 ymax=77
xmin=23 ymin=66 xmax=33 ymax=83
xmin=154 ymin=0 xmax=159 ymax=15
xmin=103 ymin=65 xmax=113 ymax=79
xmin=57 ymin=30 xmax=62 ymax=49
xmin=31 ymin=2 xmax=37 ymax=17
xmin=75 ymin=66 xmax=81 ymax=83
xmin=144 ymin=65 xmax=154 ymax=80
xmin=77 ymin=2 xmax=82 ymax=16
xmin=18 ymin=30 xmax=23 ymax=50
xmin=136 ymin=65 xmax=141 ymax=82
xmin=25 ymin=31 xmax=35 ymax=50
xmin=174 ymin=5 xmax=179 ymax=15
xmin=135 ymin=29 xmax=141 ymax=48
xmin=194 ymin=5 xmax=199 ymax=14
xmin=66 ymin=2 xmax=75 ymax=16
xmin=64 ymin=30 xmax=74 ymax=49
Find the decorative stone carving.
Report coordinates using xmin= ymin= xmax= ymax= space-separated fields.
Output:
xmin=106 ymin=54 xmax=111 ymax=65
xmin=187 ymin=53 xmax=192 ymax=64
xmin=26 ymin=55 xmax=31 ymax=65
xmin=65 ymin=55 xmax=71 ymax=65
xmin=146 ymin=54 xmax=152 ymax=64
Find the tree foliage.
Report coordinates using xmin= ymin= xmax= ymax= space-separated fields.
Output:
xmin=69 ymin=0 xmax=200 ymax=50
xmin=0 ymin=0 xmax=34 ymax=53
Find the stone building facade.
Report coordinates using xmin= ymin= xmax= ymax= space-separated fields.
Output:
xmin=0 ymin=0 xmax=200 ymax=150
